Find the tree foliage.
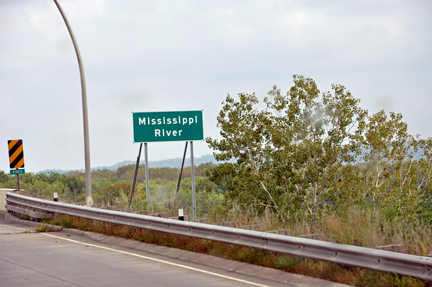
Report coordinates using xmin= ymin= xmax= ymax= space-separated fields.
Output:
xmin=206 ymin=75 xmax=432 ymax=228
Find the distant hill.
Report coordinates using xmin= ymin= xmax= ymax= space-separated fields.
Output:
xmin=37 ymin=154 xmax=217 ymax=174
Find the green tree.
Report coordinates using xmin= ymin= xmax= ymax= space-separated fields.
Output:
xmin=0 ymin=170 xmax=11 ymax=185
xmin=100 ymin=182 xmax=132 ymax=206
xmin=206 ymin=75 xmax=367 ymax=228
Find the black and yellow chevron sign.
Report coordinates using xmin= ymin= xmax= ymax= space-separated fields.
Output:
xmin=8 ymin=139 xmax=25 ymax=169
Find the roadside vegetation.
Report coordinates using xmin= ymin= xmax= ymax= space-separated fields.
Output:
xmin=0 ymin=163 xmax=225 ymax=219
xmin=46 ymin=214 xmax=428 ymax=287
xmin=1 ymin=75 xmax=431 ymax=286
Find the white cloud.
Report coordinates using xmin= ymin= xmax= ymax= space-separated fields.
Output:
xmin=28 ymin=5 xmax=62 ymax=40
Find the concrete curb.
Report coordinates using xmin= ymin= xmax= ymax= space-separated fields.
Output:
xmin=4 ymin=212 xmax=63 ymax=231
xmin=4 ymin=214 xmax=349 ymax=287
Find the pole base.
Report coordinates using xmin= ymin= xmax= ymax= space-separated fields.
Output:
xmin=86 ymin=196 xmax=93 ymax=207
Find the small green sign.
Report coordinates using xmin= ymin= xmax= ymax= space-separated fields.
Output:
xmin=10 ymin=169 xmax=25 ymax=175
xmin=132 ymin=110 xmax=204 ymax=143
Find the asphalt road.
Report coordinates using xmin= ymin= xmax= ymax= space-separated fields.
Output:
xmin=0 ymin=219 xmax=348 ymax=287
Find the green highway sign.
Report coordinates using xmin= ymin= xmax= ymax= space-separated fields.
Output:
xmin=10 ymin=169 xmax=25 ymax=175
xmin=132 ymin=110 xmax=204 ymax=143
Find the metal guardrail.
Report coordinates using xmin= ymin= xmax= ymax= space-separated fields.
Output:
xmin=5 ymin=191 xmax=432 ymax=282
xmin=5 ymin=204 xmax=51 ymax=220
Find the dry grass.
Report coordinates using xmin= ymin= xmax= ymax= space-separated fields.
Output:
xmin=212 ymin=204 xmax=432 ymax=257
xmin=320 ymin=207 xmax=432 ymax=256
xmin=34 ymin=224 xmax=53 ymax=233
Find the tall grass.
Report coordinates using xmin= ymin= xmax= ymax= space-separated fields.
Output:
xmin=321 ymin=206 xmax=432 ymax=256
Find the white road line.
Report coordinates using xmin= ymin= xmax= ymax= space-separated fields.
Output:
xmin=43 ymin=233 xmax=272 ymax=287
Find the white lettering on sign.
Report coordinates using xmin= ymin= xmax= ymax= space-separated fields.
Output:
xmin=155 ymin=129 xmax=183 ymax=137
xmin=139 ymin=116 xmax=198 ymax=126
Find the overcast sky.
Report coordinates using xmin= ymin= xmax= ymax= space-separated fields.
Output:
xmin=1 ymin=0 xmax=431 ymax=173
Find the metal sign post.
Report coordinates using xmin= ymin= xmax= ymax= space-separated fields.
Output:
xmin=128 ymin=143 xmax=143 ymax=210
xmin=190 ymin=141 xmax=196 ymax=219
xmin=172 ymin=142 xmax=188 ymax=215
xmin=145 ymin=143 xmax=150 ymax=209
xmin=16 ymin=172 xmax=20 ymax=191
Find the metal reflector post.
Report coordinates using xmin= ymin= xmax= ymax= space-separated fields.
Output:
xmin=178 ymin=208 xmax=184 ymax=221
xmin=190 ymin=141 xmax=196 ymax=219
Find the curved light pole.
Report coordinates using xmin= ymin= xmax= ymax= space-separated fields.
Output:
xmin=53 ymin=0 xmax=93 ymax=206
